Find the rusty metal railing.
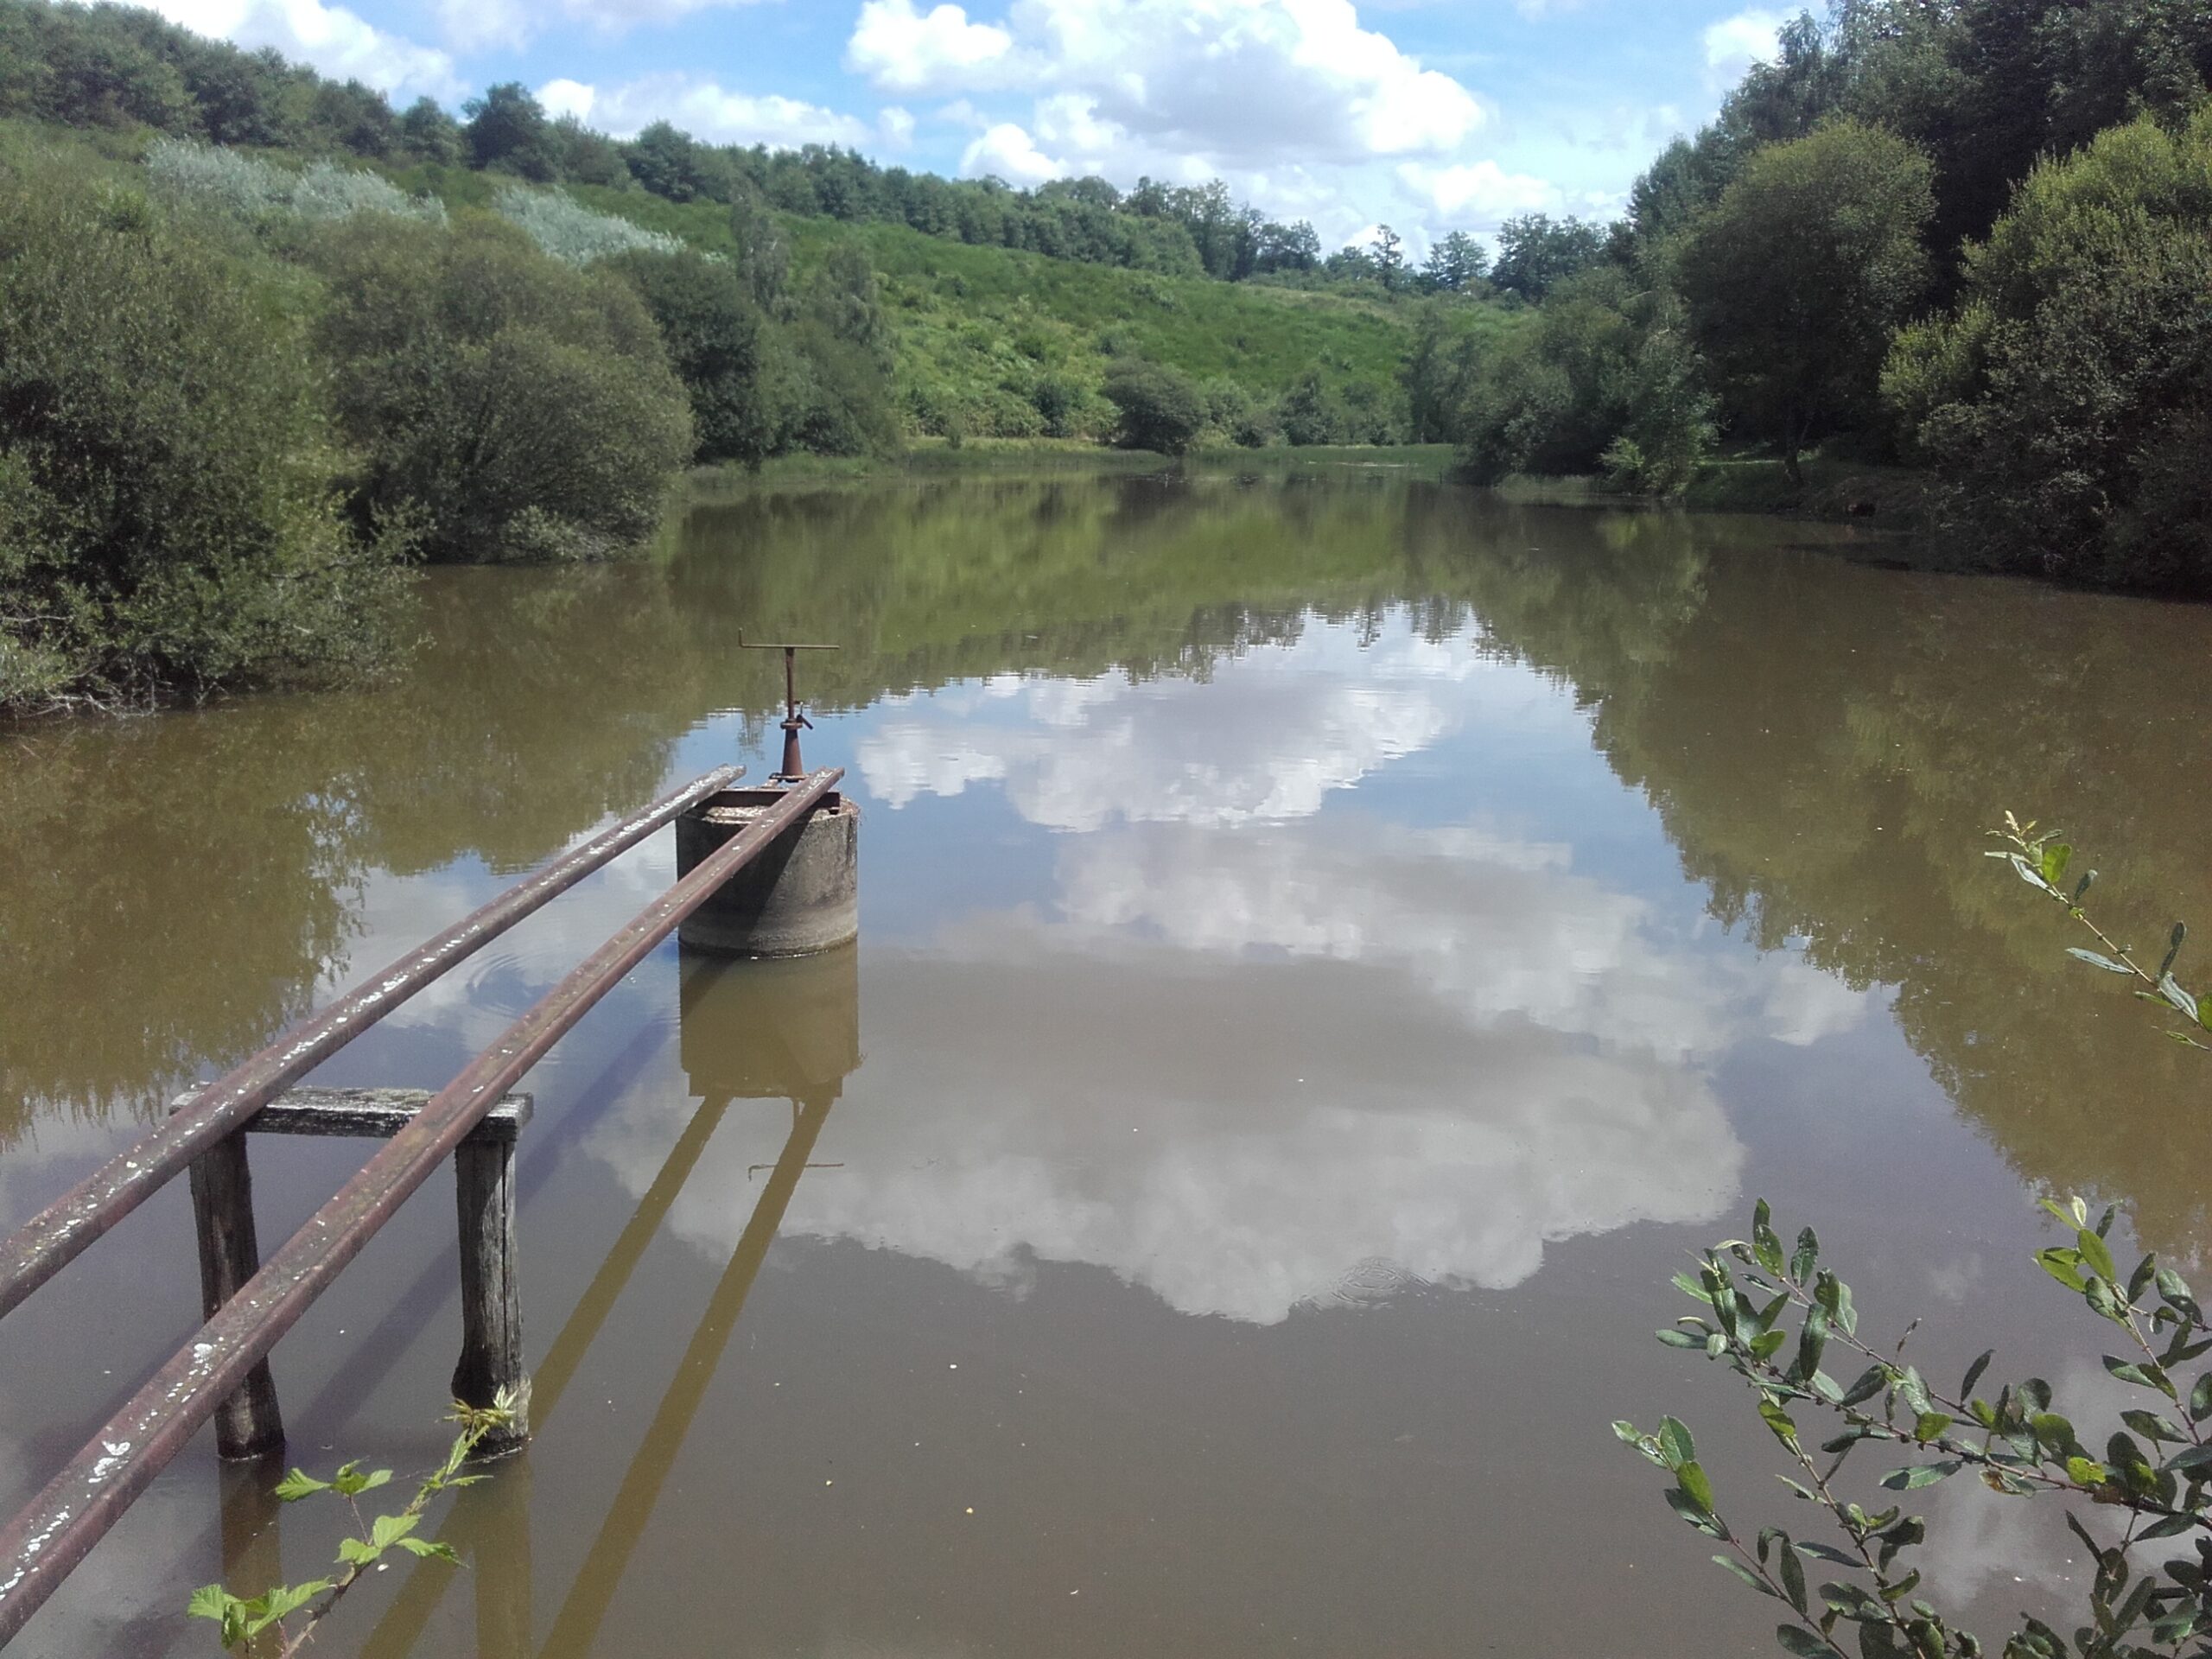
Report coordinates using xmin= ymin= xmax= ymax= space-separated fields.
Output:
xmin=0 ymin=764 xmax=743 ymax=1324
xmin=0 ymin=766 xmax=842 ymax=1645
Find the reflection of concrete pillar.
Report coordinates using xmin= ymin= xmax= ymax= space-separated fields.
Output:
xmin=678 ymin=943 xmax=861 ymax=1103
xmin=676 ymin=788 xmax=860 ymax=957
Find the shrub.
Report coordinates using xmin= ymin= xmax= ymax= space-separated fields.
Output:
xmin=1677 ymin=120 xmax=1935 ymax=481
xmin=145 ymin=138 xmax=446 ymax=226
xmin=1883 ymin=105 xmax=2212 ymax=590
xmin=0 ymin=170 xmax=403 ymax=709
xmin=308 ymin=216 xmax=694 ymax=562
xmin=1102 ymin=359 xmax=1205 ymax=454
xmin=1032 ymin=373 xmax=1082 ymax=437
xmin=608 ymin=247 xmax=791 ymax=467
xmin=493 ymin=182 xmax=682 ymax=265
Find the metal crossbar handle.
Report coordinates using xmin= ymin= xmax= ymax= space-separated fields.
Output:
xmin=0 ymin=766 xmax=741 ymax=1324
xmin=0 ymin=767 xmax=839 ymax=1646
xmin=739 ymin=631 xmax=838 ymax=781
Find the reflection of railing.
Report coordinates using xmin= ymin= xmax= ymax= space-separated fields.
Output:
xmin=0 ymin=766 xmax=845 ymax=1647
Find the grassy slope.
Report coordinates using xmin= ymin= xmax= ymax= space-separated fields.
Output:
xmin=550 ymin=181 xmax=1516 ymax=438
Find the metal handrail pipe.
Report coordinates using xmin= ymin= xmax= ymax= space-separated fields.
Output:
xmin=0 ymin=766 xmax=742 ymax=1324
xmin=0 ymin=768 xmax=839 ymax=1646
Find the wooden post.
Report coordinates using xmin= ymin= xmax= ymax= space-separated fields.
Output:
xmin=172 ymin=1085 xmax=532 ymax=1462
xmin=452 ymin=1135 xmax=529 ymax=1454
xmin=186 ymin=1135 xmax=285 ymax=1459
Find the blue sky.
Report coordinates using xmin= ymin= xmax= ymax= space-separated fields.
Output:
xmin=151 ymin=0 xmax=1793 ymax=251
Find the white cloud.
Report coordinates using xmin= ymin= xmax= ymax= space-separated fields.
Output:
xmin=433 ymin=0 xmax=774 ymax=54
xmin=146 ymin=0 xmax=461 ymax=99
xmin=878 ymin=105 xmax=918 ymax=147
xmin=961 ymin=121 xmax=1066 ymax=182
xmin=847 ymin=0 xmax=1018 ymax=93
xmin=1396 ymin=157 xmax=1555 ymax=226
xmin=1703 ymin=7 xmax=1786 ymax=82
xmin=530 ymin=74 xmax=873 ymax=147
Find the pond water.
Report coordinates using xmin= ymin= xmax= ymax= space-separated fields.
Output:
xmin=4 ymin=471 xmax=2212 ymax=1657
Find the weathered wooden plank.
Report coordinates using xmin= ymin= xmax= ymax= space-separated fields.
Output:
xmin=452 ymin=1136 xmax=529 ymax=1454
xmin=186 ymin=1135 xmax=284 ymax=1459
xmin=170 ymin=1086 xmax=532 ymax=1143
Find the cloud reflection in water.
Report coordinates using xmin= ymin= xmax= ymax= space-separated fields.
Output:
xmin=598 ymin=613 xmax=1868 ymax=1324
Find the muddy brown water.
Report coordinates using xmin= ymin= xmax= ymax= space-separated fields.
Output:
xmin=4 ymin=473 xmax=2212 ymax=1657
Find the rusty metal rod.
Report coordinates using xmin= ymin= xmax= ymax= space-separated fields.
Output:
xmin=0 ymin=768 xmax=840 ymax=1648
xmin=0 ymin=766 xmax=742 ymax=1325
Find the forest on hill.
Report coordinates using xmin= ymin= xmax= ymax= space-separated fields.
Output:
xmin=5 ymin=0 xmax=2212 ymax=716
xmin=1417 ymin=0 xmax=2212 ymax=592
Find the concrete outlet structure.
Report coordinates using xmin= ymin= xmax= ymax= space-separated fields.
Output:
xmin=675 ymin=786 xmax=860 ymax=957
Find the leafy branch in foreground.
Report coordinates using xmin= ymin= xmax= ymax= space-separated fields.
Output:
xmin=188 ymin=1387 xmax=521 ymax=1654
xmin=1619 ymin=823 xmax=2212 ymax=1658
xmin=1622 ymin=1196 xmax=2212 ymax=1658
xmin=1986 ymin=812 xmax=2209 ymax=1049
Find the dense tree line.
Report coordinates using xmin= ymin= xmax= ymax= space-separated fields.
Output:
xmin=0 ymin=126 xmax=902 ymax=712
xmin=0 ymin=0 xmax=1356 ymax=285
xmin=1425 ymin=0 xmax=2212 ymax=591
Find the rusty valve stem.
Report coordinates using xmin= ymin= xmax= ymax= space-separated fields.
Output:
xmin=739 ymin=632 xmax=838 ymax=783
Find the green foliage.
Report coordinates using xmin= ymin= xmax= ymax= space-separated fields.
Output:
xmin=1627 ymin=824 xmax=2212 ymax=1659
xmin=1103 ymin=359 xmax=1205 ymax=454
xmin=1490 ymin=213 xmax=1609 ymax=302
xmin=145 ymin=137 xmax=445 ymax=226
xmin=1676 ymin=120 xmax=1935 ymax=480
xmin=1884 ymin=107 xmax=2212 ymax=590
xmin=188 ymin=1391 xmax=518 ymax=1656
xmin=308 ymin=214 xmax=694 ymax=562
xmin=0 ymin=158 xmax=402 ymax=711
xmin=1447 ymin=268 xmax=1713 ymax=493
xmin=608 ymin=247 xmax=788 ymax=467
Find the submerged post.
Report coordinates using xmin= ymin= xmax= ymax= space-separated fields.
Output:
xmin=186 ymin=1134 xmax=284 ymax=1459
xmin=452 ymin=1132 xmax=528 ymax=1453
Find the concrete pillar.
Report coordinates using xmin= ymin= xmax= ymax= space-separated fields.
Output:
xmin=675 ymin=788 xmax=860 ymax=957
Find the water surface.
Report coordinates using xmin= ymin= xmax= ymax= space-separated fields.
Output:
xmin=4 ymin=473 xmax=2211 ymax=1656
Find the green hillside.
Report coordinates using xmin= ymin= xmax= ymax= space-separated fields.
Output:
xmin=522 ymin=178 xmax=1517 ymax=442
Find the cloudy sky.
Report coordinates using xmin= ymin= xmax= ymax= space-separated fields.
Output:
xmin=148 ymin=0 xmax=1790 ymax=250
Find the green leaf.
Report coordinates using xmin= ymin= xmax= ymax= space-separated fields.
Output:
xmin=369 ymin=1512 xmax=420 ymax=1549
xmin=1777 ymin=1532 xmax=1808 ymax=1614
xmin=1753 ymin=1200 xmax=1786 ymax=1276
xmin=336 ymin=1535 xmax=381 ymax=1566
xmin=1796 ymin=1541 xmax=1859 ymax=1567
xmin=1840 ymin=1365 xmax=1888 ymax=1408
xmin=1714 ymin=1554 xmax=1777 ymax=1598
xmin=2073 ymin=869 xmax=2098 ymax=903
xmin=2064 ymin=1455 xmax=2111 ymax=1487
xmin=2039 ymin=842 xmax=2072 ymax=887
xmin=1791 ymin=1229 xmax=1820 ymax=1286
xmin=272 ymin=1469 xmax=331 ymax=1503
xmin=2160 ymin=921 xmax=2187 ymax=980
xmin=394 ymin=1537 xmax=460 ymax=1562
xmin=1960 ymin=1351 xmax=1992 ymax=1401
xmin=1657 ymin=1416 xmax=1695 ymax=1470
xmin=2065 ymin=948 xmax=2130 ymax=973
xmin=1656 ymin=1328 xmax=1706 ymax=1349
xmin=1911 ymin=1411 xmax=1952 ymax=1443
xmin=2103 ymin=1354 xmax=2176 ymax=1398
xmin=2120 ymin=1408 xmax=2184 ymax=1445
xmin=186 ymin=1585 xmax=237 ymax=1624
xmin=1878 ymin=1460 xmax=1960 ymax=1490
xmin=1677 ymin=1459 xmax=1717 ymax=1514
xmin=2077 ymin=1228 xmax=2118 ymax=1286
xmin=1759 ymin=1398 xmax=1801 ymax=1447
xmin=2035 ymin=1249 xmax=2087 ymax=1292
xmin=1776 ymin=1626 xmax=1831 ymax=1658
xmin=2191 ymin=1372 xmax=2212 ymax=1423
xmin=250 ymin=1581 xmax=329 ymax=1631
